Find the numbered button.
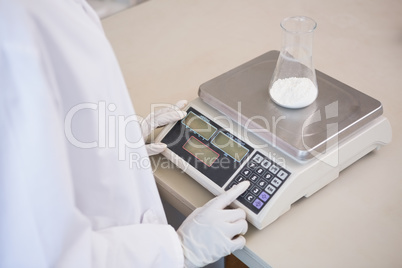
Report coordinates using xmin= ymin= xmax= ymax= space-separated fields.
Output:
xmin=264 ymin=173 xmax=273 ymax=180
xmin=235 ymin=175 xmax=246 ymax=183
xmin=242 ymin=169 xmax=251 ymax=177
xmin=247 ymin=161 xmax=258 ymax=169
xmin=257 ymin=179 xmax=268 ymax=188
xmin=249 ymin=174 xmax=259 ymax=182
xmin=251 ymin=186 xmax=261 ymax=195
xmin=256 ymin=168 xmax=265 ymax=175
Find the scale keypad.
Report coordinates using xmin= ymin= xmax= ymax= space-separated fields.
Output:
xmin=225 ymin=152 xmax=291 ymax=214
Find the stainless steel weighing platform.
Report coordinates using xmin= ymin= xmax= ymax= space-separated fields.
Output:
xmin=199 ymin=50 xmax=384 ymax=161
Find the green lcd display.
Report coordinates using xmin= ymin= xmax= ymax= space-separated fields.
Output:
xmin=183 ymin=136 xmax=219 ymax=167
xmin=212 ymin=132 xmax=248 ymax=162
xmin=182 ymin=112 xmax=217 ymax=140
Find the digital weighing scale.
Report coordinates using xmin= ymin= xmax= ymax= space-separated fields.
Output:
xmin=156 ymin=51 xmax=392 ymax=230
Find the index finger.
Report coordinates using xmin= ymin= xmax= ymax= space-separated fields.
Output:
xmin=208 ymin=181 xmax=250 ymax=209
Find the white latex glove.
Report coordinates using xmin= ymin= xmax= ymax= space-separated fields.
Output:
xmin=140 ymin=100 xmax=187 ymax=156
xmin=177 ymin=181 xmax=250 ymax=268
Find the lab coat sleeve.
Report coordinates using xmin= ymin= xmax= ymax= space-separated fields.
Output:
xmin=92 ymin=225 xmax=183 ymax=268
xmin=0 ymin=33 xmax=184 ymax=268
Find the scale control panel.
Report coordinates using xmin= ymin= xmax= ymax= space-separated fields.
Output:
xmin=158 ymin=105 xmax=291 ymax=223
xmin=227 ymin=152 xmax=290 ymax=214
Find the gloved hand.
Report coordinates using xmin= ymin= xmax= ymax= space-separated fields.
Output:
xmin=177 ymin=181 xmax=250 ymax=268
xmin=140 ymin=100 xmax=187 ymax=156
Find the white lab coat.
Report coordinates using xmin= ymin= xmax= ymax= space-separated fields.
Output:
xmin=0 ymin=0 xmax=183 ymax=267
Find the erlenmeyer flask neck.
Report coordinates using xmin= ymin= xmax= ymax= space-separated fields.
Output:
xmin=281 ymin=16 xmax=317 ymax=34
xmin=280 ymin=16 xmax=317 ymax=60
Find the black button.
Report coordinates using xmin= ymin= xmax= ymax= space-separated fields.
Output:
xmin=241 ymin=169 xmax=251 ymax=177
xmin=249 ymin=174 xmax=259 ymax=182
xmin=256 ymin=168 xmax=265 ymax=174
xmin=245 ymin=194 xmax=256 ymax=203
xmin=251 ymin=186 xmax=261 ymax=195
xmin=264 ymin=173 xmax=273 ymax=180
xmin=257 ymin=179 xmax=268 ymax=188
xmin=235 ymin=175 xmax=246 ymax=183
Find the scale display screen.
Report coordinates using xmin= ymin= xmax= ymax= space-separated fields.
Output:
xmin=183 ymin=136 xmax=220 ymax=167
xmin=212 ymin=132 xmax=249 ymax=162
xmin=182 ymin=111 xmax=217 ymax=140
xmin=161 ymin=107 xmax=254 ymax=187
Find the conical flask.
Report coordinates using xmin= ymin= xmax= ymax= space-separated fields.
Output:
xmin=269 ymin=16 xmax=318 ymax=109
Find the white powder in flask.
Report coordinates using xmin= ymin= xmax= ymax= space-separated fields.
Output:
xmin=270 ymin=77 xmax=318 ymax=109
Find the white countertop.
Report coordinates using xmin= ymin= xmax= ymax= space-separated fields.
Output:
xmin=102 ymin=0 xmax=402 ymax=266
